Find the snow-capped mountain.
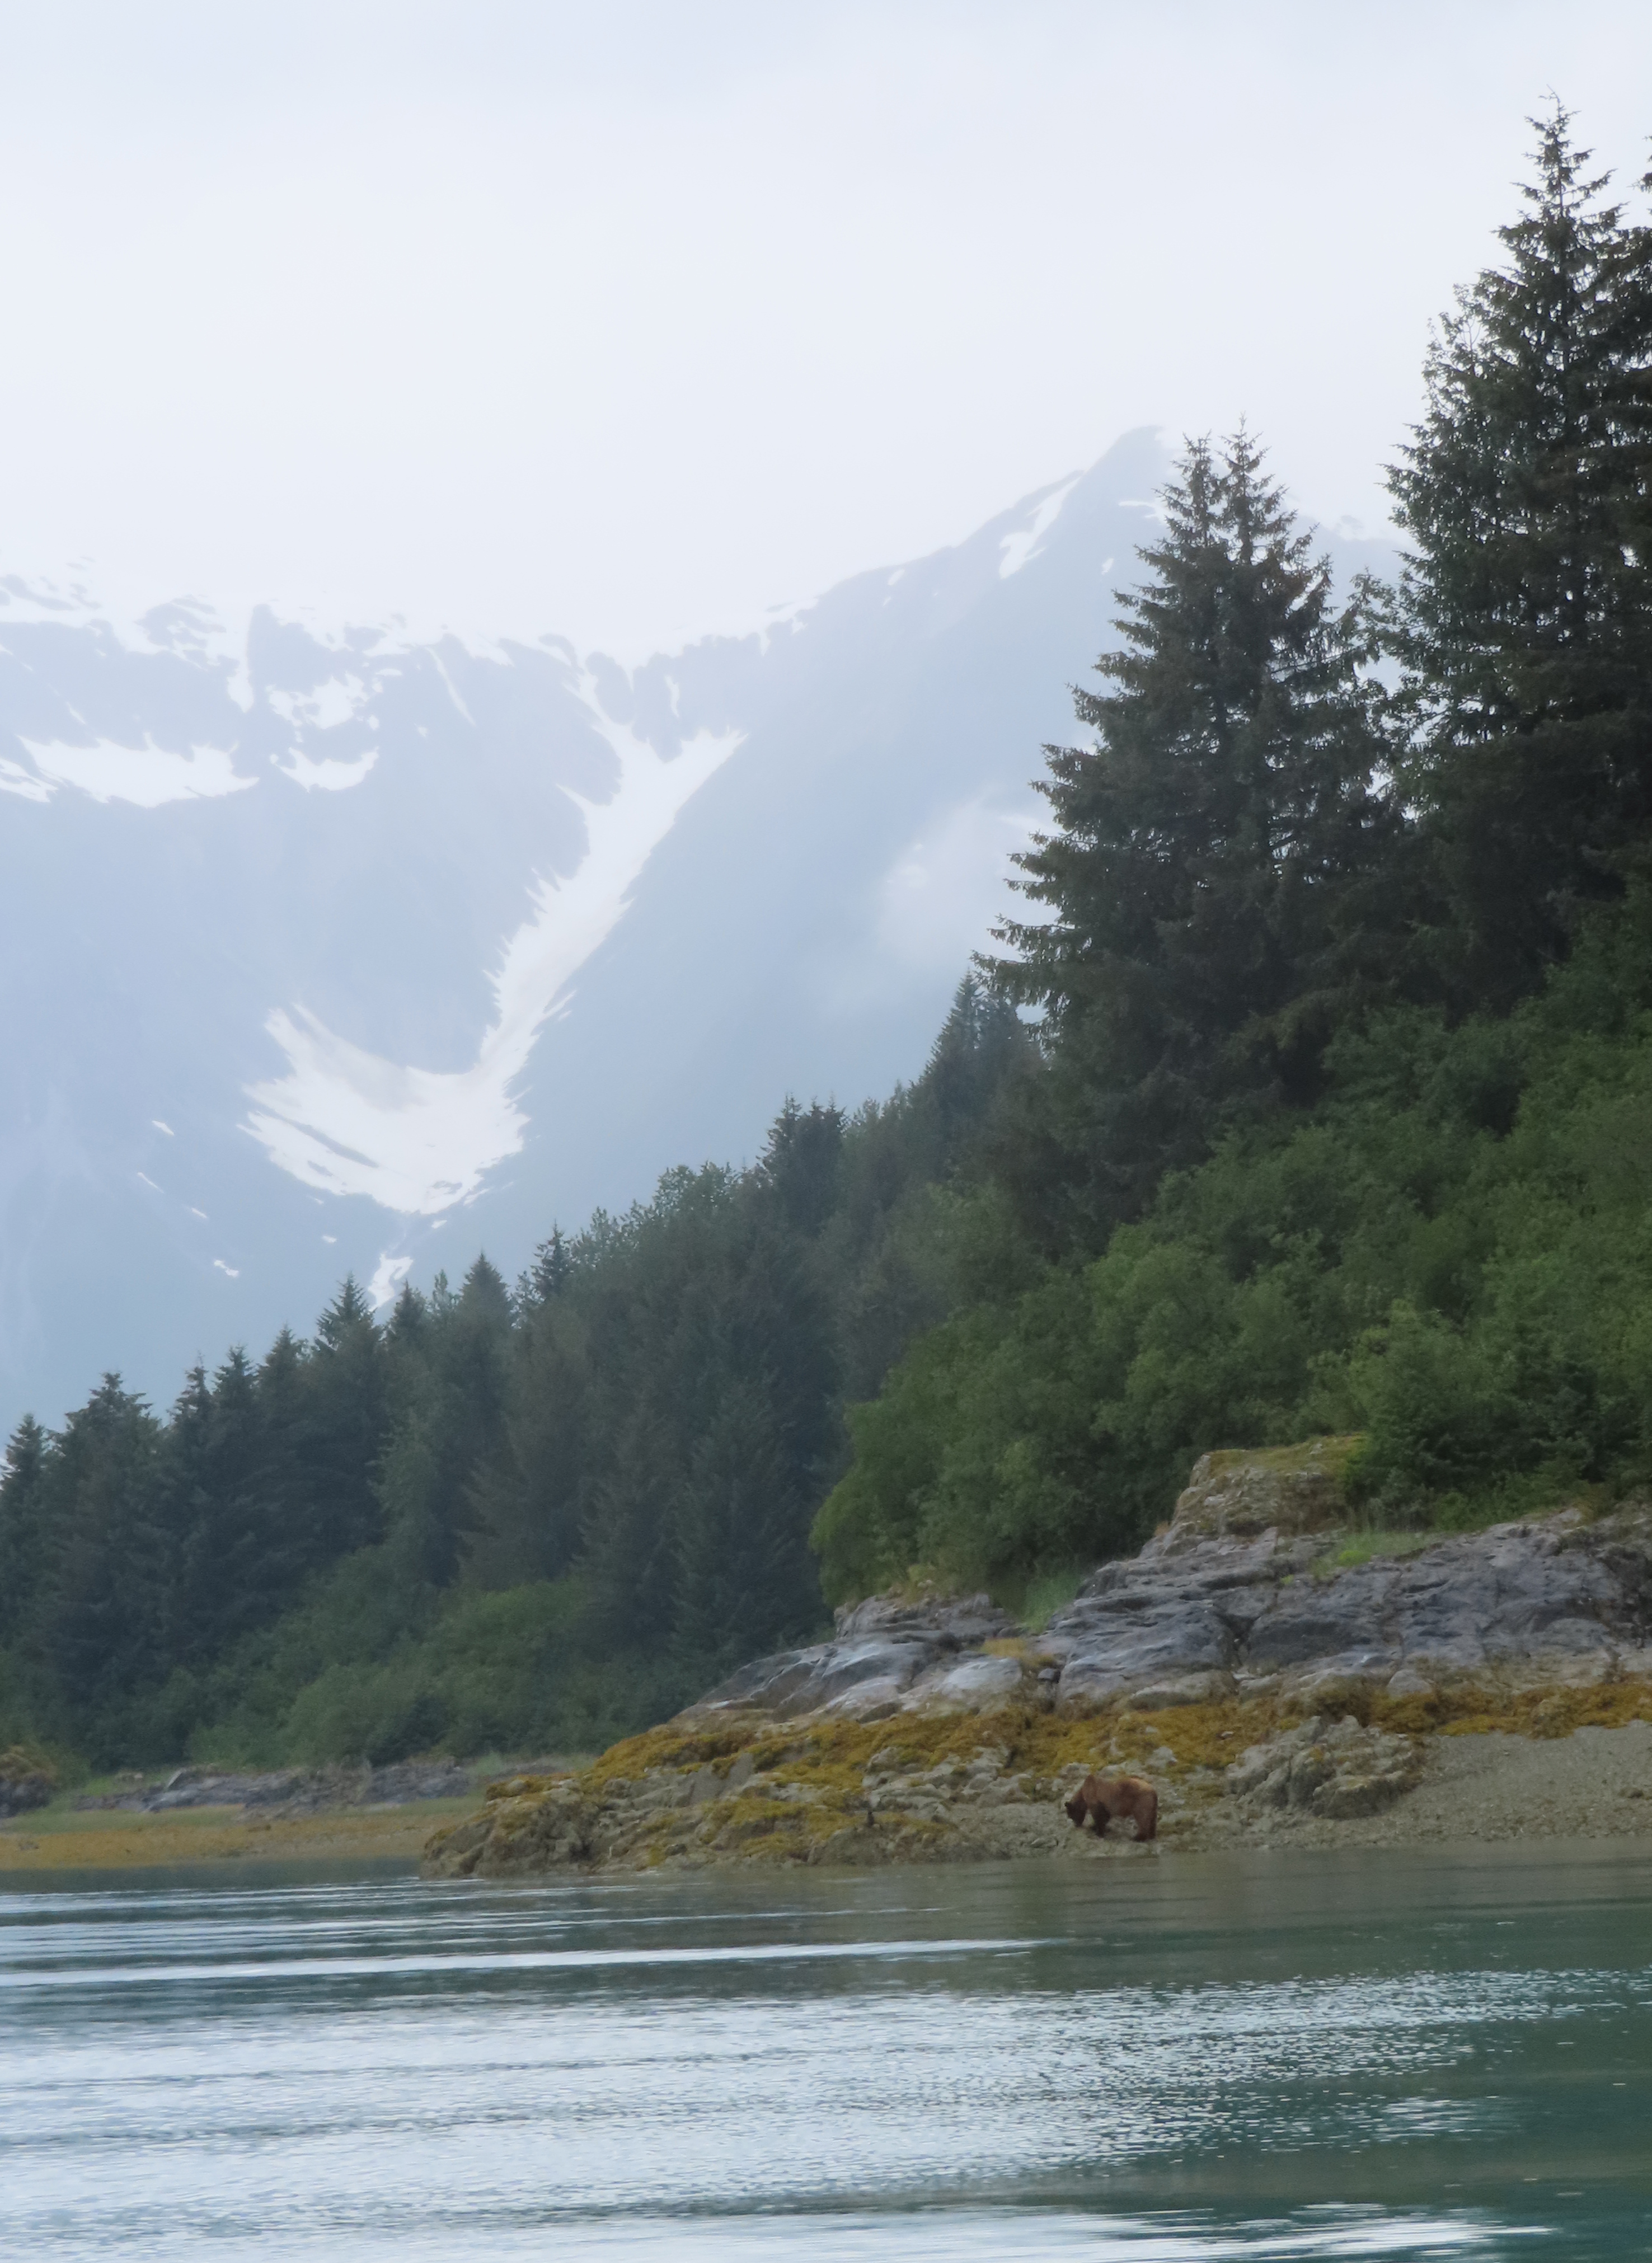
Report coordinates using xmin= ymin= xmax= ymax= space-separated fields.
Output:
xmin=0 ymin=430 xmax=1393 ymax=1430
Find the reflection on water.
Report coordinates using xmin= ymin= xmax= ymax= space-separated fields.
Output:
xmin=2 ymin=1845 xmax=1649 ymax=2259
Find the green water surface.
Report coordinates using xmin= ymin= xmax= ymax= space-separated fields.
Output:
xmin=2 ymin=1842 xmax=1649 ymax=2258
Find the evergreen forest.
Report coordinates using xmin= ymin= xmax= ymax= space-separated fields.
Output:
xmin=6 ymin=110 xmax=1652 ymax=1774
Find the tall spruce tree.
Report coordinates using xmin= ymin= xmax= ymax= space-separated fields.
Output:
xmin=162 ymin=1349 xmax=298 ymax=1668
xmin=303 ymin=1275 xmax=387 ymax=1557
xmin=994 ymin=430 xmax=1400 ymax=1245
xmin=0 ymin=1416 xmax=48 ymax=1651
xmin=1390 ymin=106 xmax=1652 ymax=1002
xmin=672 ymin=1377 xmax=818 ymax=1674
xmin=35 ymin=1378 xmax=165 ymax=1754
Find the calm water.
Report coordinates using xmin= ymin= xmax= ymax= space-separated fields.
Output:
xmin=2 ymin=1845 xmax=1650 ymax=2259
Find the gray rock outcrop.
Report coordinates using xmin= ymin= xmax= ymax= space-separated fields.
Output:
xmin=1045 ymin=1505 xmax=1652 ymax=1708
xmin=688 ymin=1482 xmax=1652 ymax=1730
xmin=72 ymin=1758 xmax=477 ymax=1815
xmin=690 ymin=1591 xmax=1018 ymax=1722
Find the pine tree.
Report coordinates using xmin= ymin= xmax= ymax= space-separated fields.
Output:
xmin=376 ymin=1412 xmax=447 ymax=1593
xmin=0 ymin=1417 xmax=48 ymax=1649
xmin=385 ymin=1279 xmax=430 ymax=1350
xmin=253 ymin=1327 xmax=331 ymax=1586
xmin=420 ymin=1255 xmax=514 ymax=1584
xmin=579 ymin=1411 xmax=683 ymax=1644
xmin=760 ymin=1100 xmax=846 ymax=1236
xmin=909 ymin=973 xmax=1031 ymax=1172
xmin=517 ymin=1227 xmax=572 ymax=1311
xmin=672 ymin=1378 xmax=819 ymax=1674
xmin=994 ymin=430 xmax=1400 ymax=1244
xmin=162 ymin=1349 xmax=298 ymax=1668
xmin=476 ymin=1295 xmax=590 ymax=1585
xmin=35 ymin=1378 xmax=165 ymax=1753
xmin=1390 ymin=106 xmax=1652 ymax=1001
xmin=303 ymin=1275 xmax=387 ymax=1557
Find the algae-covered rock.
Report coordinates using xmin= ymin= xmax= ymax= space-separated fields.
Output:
xmin=0 ymin=1746 xmax=58 ymax=1819
xmin=1222 ymin=1715 xmax=1420 ymax=1820
xmin=422 ymin=1717 xmax=1084 ymax=1879
xmin=418 ymin=1483 xmax=1652 ymax=1880
xmin=1163 ymin=1438 xmax=1363 ymax=1547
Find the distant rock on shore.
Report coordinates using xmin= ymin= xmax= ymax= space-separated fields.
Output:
xmin=0 ymin=1747 xmax=58 ymax=1820
xmin=73 ymin=1758 xmax=480 ymax=1816
xmin=423 ymin=1451 xmax=1652 ymax=1880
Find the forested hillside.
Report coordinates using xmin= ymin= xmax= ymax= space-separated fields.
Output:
xmin=0 ymin=985 xmax=1030 ymax=1767
xmin=5 ymin=110 xmax=1652 ymax=1775
xmin=819 ymin=109 xmax=1652 ymax=1593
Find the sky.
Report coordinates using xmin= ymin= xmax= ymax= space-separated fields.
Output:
xmin=3 ymin=1 xmax=1651 ymax=660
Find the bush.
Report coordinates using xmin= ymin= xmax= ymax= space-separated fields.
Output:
xmin=815 ymin=893 xmax=1652 ymax=1598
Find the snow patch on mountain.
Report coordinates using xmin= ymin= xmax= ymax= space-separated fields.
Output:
xmin=368 ymin=1253 xmax=414 ymax=1309
xmin=267 ymin=678 xmax=364 ymax=731
xmin=998 ymin=473 xmax=1081 ymax=579
xmin=275 ymin=746 xmax=381 ymax=792
xmin=15 ymin=737 xmax=257 ymax=807
xmin=755 ymin=596 xmax=817 ymax=655
xmin=0 ymin=757 xmax=53 ymax=804
xmin=240 ymin=706 xmax=742 ymax=1215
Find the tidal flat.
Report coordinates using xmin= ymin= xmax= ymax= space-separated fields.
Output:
xmin=0 ymin=1795 xmax=478 ymax=1872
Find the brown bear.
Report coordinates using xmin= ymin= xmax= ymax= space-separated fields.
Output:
xmin=1064 ymin=1772 xmax=1158 ymax=1841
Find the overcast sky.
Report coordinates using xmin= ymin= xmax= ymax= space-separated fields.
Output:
xmin=3 ymin=1 xmax=1650 ymax=659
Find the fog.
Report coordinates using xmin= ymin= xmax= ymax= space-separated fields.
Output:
xmin=3 ymin=0 xmax=1649 ymax=655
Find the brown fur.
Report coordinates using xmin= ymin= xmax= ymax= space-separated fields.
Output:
xmin=1063 ymin=1771 xmax=1158 ymax=1841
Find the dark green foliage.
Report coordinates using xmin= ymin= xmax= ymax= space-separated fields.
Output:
xmin=0 ymin=1416 xmax=47 ymax=1649
xmin=672 ymin=1378 xmax=818 ymax=1676
xmin=30 ymin=1381 xmax=165 ymax=1760
xmin=818 ymin=120 xmax=1652 ymax=1598
xmin=815 ymin=886 xmax=1652 ymax=1596
xmin=161 ymin=1350 xmax=305 ymax=1668
xmin=994 ymin=430 xmax=1403 ymax=1251
xmin=303 ymin=1276 xmax=389 ymax=1559
xmin=1391 ymin=107 xmax=1652 ymax=1002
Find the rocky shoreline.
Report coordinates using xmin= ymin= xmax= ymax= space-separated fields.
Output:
xmin=72 ymin=1758 xmax=480 ymax=1817
xmin=425 ymin=1449 xmax=1652 ymax=1879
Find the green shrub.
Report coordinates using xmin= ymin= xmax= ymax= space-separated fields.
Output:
xmin=815 ymin=892 xmax=1652 ymax=1597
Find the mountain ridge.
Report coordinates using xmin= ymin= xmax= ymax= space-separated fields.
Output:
xmin=1 ymin=430 xmax=1393 ymax=1428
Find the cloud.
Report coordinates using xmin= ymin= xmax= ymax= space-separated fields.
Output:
xmin=875 ymin=795 xmax=1040 ymax=977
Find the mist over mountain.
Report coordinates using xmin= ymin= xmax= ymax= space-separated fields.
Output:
xmin=0 ymin=430 xmax=1392 ymax=1429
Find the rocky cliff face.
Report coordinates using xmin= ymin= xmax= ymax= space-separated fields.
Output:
xmin=1045 ymin=1497 xmax=1652 ymax=1712
xmin=423 ymin=1458 xmax=1652 ymax=1879
xmin=689 ymin=1457 xmax=1652 ymax=1725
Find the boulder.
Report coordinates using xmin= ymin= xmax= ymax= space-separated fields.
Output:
xmin=1223 ymin=1715 xmax=1421 ymax=1820
xmin=911 ymin=1654 xmax=1027 ymax=1710
xmin=0 ymin=1746 xmax=57 ymax=1820
xmin=689 ymin=1591 xmax=1016 ymax=1722
xmin=1158 ymin=1437 xmax=1362 ymax=1548
xmin=833 ymin=1590 xmax=1015 ymax=1646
